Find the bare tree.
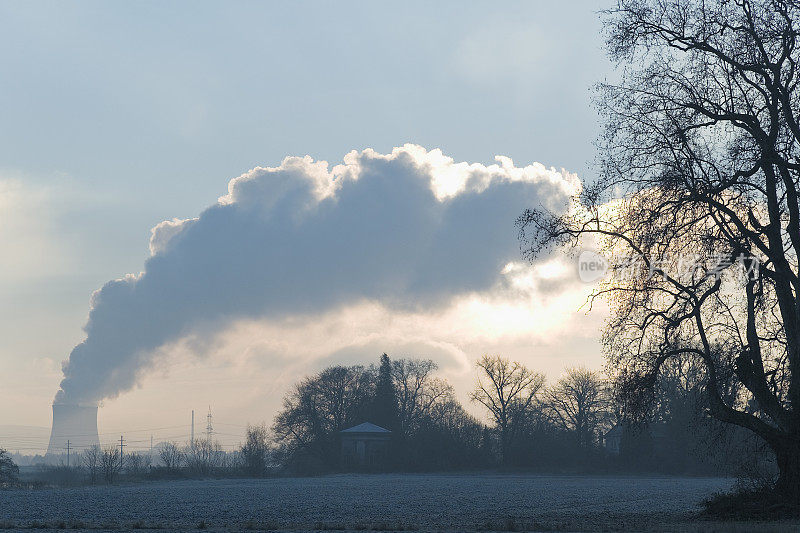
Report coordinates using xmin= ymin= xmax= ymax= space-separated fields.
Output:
xmin=159 ymin=441 xmax=184 ymax=472
xmin=544 ymin=367 xmax=610 ymax=448
xmin=470 ymin=355 xmax=546 ymax=464
xmin=240 ymin=423 xmax=271 ymax=476
xmin=82 ymin=445 xmax=101 ymax=484
xmin=126 ymin=452 xmax=151 ymax=478
xmin=392 ymin=358 xmax=452 ymax=437
xmin=186 ymin=438 xmax=223 ymax=476
xmin=100 ymin=446 xmax=120 ymax=483
xmin=273 ymin=365 xmax=373 ymax=466
xmin=519 ymin=0 xmax=800 ymax=499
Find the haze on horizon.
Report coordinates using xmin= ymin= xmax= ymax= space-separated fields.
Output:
xmin=0 ymin=0 xmax=612 ymax=451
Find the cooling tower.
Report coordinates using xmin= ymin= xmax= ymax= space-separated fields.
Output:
xmin=46 ymin=403 xmax=100 ymax=456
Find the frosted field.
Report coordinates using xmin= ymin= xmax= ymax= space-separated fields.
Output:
xmin=0 ymin=473 xmax=743 ymax=531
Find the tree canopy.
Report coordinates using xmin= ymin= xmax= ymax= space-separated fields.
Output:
xmin=519 ymin=0 xmax=800 ymax=499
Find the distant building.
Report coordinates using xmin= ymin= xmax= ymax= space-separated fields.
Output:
xmin=46 ymin=404 xmax=100 ymax=458
xmin=603 ymin=424 xmax=623 ymax=454
xmin=340 ymin=422 xmax=391 ymax=469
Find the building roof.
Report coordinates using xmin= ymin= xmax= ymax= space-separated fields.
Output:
xmin=340 ymin=422 xmax=391 ymax=433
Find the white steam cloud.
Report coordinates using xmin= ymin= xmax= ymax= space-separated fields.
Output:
xmin=56 ymin=145 xmax=579 ymax=404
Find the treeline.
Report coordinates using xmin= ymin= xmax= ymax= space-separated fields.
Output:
xmin=3 ymin=353 xmax=772 ymax=485
xmin=269 ymin=353 xmax=770 ymax=477
xmin=7 ymin=430 xmax=273 ymax=486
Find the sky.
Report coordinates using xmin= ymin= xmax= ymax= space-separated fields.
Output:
xmin=0 ymin=0 xmax=613 ymax=453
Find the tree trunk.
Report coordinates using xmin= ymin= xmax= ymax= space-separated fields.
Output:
xmin=774 ymin=438 xmax=800 ymax=502
xmin=500 ymin=431 xmax=509 ymax=467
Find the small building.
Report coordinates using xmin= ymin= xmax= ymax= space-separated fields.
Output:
xmin=603 ymin=424 xmax=623 ymax=455
xmin=340 ymin=422 xmax=391 ymax=469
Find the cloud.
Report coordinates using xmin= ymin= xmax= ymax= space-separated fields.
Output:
xmin=56 ymin=144 xmax=580 ymax=405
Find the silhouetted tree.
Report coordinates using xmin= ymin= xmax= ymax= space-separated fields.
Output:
xmin=100 ymin=446 xmax=120 ymax=483
xmin=0 ymin=449 xmax=19 ymax=484
xmin=480 ymin=426 xmax=495 ymax=464
xmin=186 ymin=438 xmax=223 ymax=475
xmin=470 ymin=355 xmax=546 ymax=465
xmin=544 ymin=367 xmax=610 ymax=449
xmin=240 ymin=423 xmax=271 ymax=476
xmin=125 ymin=452 xmax=151 ymax=478
xmin=82 ymin=445 xmax=101 ymax=484
xmin=273 ymin=365 xmax=373 ymax=469
xmin=391 ymin=358 xmax=451 ymax=438
xmin=639 ymin=357 xmax=750 ymax=475
xmin=519 ymin=0 xmax=800 ymax=499
xmin=159 ymin=441 xmax=184 ymax=472
xmin=372 ymin=354 xmax=399 ymax=431
xmin=408 ymin=398 xmax=490 ymax=470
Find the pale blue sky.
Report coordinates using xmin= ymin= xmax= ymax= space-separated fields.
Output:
xmin=0 ymin=1 xmax=612 ymax=439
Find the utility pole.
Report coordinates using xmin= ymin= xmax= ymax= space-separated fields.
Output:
xmin=150 ymin=435 xmax=153 ymax=455
xmin=65 ymin=440 xmax=71 ymax=467
xmin=206 ymin=406 xmax=213 ymax=440
xmin=191 ymin=410 xmax=195 ymax=448
xmin=119 ymin=435 xmax=125 ymax=471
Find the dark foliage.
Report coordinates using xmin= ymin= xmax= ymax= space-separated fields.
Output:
xmin=703 ymin=487 xmax=800 ymax=520
xmin=518 ymin=0 xmax=800 ymax=504
xmin=267 ymin=353 xmax=768 ymax=476
xmin=0 ymin=449 xmax=19 ymax=484
xmin=372 ymin=354 xmax=400 ymax=432
xmin=240 ymin=424 xmax=270 ymax=476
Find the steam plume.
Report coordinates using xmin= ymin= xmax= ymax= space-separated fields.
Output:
xmin=56 ymin=145 xmax=578 ymax=404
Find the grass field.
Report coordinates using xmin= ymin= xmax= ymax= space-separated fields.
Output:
xmin=0 ymin=473 xmax=795 ymax=531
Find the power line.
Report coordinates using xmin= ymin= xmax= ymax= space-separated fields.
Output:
xmin=3 ymin=411 xmax=252 ymax=456
xmin=1 ymin=424 xmax=191 ymax=440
